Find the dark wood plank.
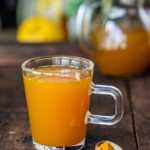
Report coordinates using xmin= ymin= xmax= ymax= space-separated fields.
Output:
xmin=0 ymin=112 xmax=34 ymax=150
xmin=130 ymin=76 xmax=150 ymax=150
xmin=0 ymin=67 xmax=26 ymax=112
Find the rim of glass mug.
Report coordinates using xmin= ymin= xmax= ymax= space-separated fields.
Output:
xmin=21 ymin=56 xmax=94 ymax=75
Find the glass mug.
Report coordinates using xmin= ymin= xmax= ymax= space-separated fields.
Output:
xmin=22 ymin=56 xmax=123 ymax=150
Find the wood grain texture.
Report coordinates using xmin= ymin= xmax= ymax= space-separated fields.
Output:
xmin=0 ymin=112 xmax=34 ymax=150
xmin=130 ymin=76 xmax=150 ymax=150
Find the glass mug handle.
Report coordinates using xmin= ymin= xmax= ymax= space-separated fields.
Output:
xmin=86 ymin=83 xmax=123 ymax=125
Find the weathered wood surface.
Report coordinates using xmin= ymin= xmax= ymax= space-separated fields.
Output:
xmin=0 ymin=43 xmax=149 ymax=150
xmin=130 ymin=76 xmax=150 ymax=150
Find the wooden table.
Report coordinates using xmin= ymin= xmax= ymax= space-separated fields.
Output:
xmin=0 ymin=43 xmax=149 ymax=150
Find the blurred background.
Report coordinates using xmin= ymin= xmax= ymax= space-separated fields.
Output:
xmin=1 ymin=0 xmax=150 ymax=77
xmin=0 ymin=0 xmax=150 ymax=42
xmin=0 ymin=0 xmax=87 ymax=43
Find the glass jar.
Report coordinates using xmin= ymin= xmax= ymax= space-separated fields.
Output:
xmin=77 ymin=0 xmax=150 ymax=77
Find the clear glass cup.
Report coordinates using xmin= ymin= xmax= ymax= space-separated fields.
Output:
xmin=21 ymin=56 xmax=123 ymax=150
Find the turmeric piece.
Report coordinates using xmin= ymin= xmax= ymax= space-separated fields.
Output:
xmin=96 ymin=142 xmax=114 ymax=150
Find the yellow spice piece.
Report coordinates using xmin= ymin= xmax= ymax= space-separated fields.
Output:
xmin=96 ymin=142 xmax=114 ymax=150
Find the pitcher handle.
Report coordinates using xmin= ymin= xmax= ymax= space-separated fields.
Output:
xmin=76 ymin=0 xmax=112 ymax=54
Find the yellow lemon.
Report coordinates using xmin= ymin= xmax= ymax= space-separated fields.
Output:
xmin=17 ymin=16 xmax=65 ymax=43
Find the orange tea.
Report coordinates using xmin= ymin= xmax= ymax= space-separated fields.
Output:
xmin=92 ymin=27 xmax=150 ymax=76
xmin=23 ymin=66 xmax=93 ymax=147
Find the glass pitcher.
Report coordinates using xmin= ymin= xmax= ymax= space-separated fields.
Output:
xmin=77 ymin=0 xmax=150 ymax=77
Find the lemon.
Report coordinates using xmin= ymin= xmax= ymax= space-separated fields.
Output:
xmin=17 ymin=16 xmax=65 ymax=43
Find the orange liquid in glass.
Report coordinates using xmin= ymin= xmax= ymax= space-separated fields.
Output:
xmin=92 ymin=28 xmax=150 ymax=76
xmin=23 ymin=66 xmax=92 ymax=146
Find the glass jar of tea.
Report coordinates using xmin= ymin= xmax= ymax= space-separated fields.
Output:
xmin=77 ymin=0 xmax=150 ymax=77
